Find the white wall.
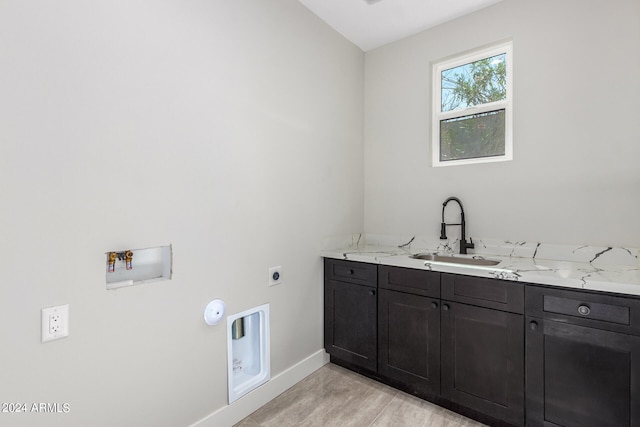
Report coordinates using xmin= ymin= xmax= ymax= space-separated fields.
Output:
xmin=364 ymin=0 xmax=640 ymax=247
xmin=0 ymin=1 xmax=363 ymax=426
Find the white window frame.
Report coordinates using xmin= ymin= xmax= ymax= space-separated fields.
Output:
xmin=432 ymin=41 xmax=513 ymax=167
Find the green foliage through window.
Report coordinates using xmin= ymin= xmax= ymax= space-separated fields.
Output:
xmin=440 ymin=110 xmax=505 ymax=161
xmin=441 ymin=54 xmax=506 ymax=112
xmin=432 ymin=42 xmax=512 ymax=167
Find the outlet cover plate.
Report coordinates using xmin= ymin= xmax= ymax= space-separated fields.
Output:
xmin=268 ymin=266 xmax=282 ymax=286
xmin=42 ymin=304 xmax=69 ymax=343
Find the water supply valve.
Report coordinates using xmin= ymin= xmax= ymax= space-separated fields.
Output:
xmin=124 ymin=250 xmax=133 ymax=270
xmin=106 ymin=250 xmax=134 ymax=273
xmin=108 ymin=252 xmax=117 ymax=273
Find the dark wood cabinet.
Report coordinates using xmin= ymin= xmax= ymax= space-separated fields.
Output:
xmin=324 ymin=259 xmax=378 ymax=371
xmin=441 ymin=301 xmax=524 ymax=426
xmin=441 ymin=274 xmax=525 ymax=426
xmin=378 ymin=266 xmax=441 ymax=398
xmin=526 ymin=285 xmax=640 ymax=427
xmin=441 ymin=272 xmax=524 ymax=313
xmin=324 ymin=258 xmax=640 ymax=427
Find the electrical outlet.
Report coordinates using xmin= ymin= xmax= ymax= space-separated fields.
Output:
xmin=268 ymin=266 xmax=282 ymax=286
xmin=41 ymin=304 xmax=69 ymax=343
xmin=49 ymin=313 xmax=61 ymax=334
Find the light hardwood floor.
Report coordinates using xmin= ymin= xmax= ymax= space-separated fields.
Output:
xmin=234 ymin=363 xmax=487 ymax=427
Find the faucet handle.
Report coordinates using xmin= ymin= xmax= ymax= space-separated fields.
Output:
xmin=467 ymin=238 xmax=475 ymax=250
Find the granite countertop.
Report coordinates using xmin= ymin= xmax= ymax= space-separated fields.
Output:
xmin=321 ymin=234 xmax=640 ymax=297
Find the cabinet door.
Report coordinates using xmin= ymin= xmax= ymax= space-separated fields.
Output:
xmin=526 ymin=317 xmax=640 ymax=427
xmin=441 ymin=301 xmax=524 ymax=426
xmin=324 ymin=279 xmax=377 ymax=371
xmin=378 ymin=289 xmax=440 ymax=397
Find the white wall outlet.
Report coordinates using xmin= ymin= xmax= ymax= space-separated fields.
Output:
xmin=41 ymin=304 xmax=69 ymax=343
xmin=268 ymin=266 xmax=282 ymax=286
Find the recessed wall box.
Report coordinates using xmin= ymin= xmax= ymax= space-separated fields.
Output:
xmin=106 ymin=245 xmax=172 ymax=289
xmin=227 ymin=304 xmax=270 ymax=403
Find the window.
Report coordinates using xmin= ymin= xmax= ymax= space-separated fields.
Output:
xmin=432 ymin=41 xmax=512 ymax=167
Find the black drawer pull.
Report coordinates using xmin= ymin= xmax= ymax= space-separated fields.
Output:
xmin=431 ymin=302 xmax=438 ymax=309
xmin=578 ymin=304 xmax=591 ymax=316
xmin=530 ymin=321 xmax=538 ymax=331
xmin=443 ymin=304 xmax=450 ymax=311
xmin=349 ymin=269 xmax=354 ymax=275
xmin=369 ymin=290 xmax=375 ymax=296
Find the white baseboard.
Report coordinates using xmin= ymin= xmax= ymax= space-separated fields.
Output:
xmin=190 ymin=349 xmax=329 ymax=427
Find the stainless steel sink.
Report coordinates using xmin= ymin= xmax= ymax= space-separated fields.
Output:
xmin=410 ymin=253 xmax=501 ymax=266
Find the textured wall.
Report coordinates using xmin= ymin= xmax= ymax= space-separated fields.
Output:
xmin=0 ymin=1 xmax=363 ymax=425
xmin=364 ymin=0 xmax=640 ymax=247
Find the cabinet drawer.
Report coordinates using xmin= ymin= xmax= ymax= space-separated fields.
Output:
xmin=526 ymin=285 xmax=640 ymax=336
xmin=441 ymin=273 xmax=524 ymax=314
xmin=324 ymin=258 xmax=377 ymax=286
xmin=378 ymin=265 xmax=440 ymax=298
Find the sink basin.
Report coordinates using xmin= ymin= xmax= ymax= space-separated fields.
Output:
xmin=410 ymin=253 xmax=501 ymax=267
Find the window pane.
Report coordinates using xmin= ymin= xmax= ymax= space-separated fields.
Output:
xmin=440 ymin=110 xmax=505 ymax=162
xmin=441 ymin=54 xmax=506 ymax=112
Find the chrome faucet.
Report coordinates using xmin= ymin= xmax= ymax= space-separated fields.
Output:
xmin=440 ymin=197 xmax=474 ymax=254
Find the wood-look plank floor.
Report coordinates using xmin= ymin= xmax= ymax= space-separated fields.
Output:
xmin=234 ymin=363 xmax=487 ymax=427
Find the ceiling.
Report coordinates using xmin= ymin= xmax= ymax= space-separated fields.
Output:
xmin=298 ymin=0 xmax=505 ymax=51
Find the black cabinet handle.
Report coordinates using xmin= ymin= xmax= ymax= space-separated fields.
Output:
xmin=349 ymin=269 xmax=354 ymax=275
xmin=578 ymin=304 xmax=591 ymax=316
xmin=443 ymin=304 xmax=450 ymax=311
xmin=530 ymin=321 xmax=538 ymax=330
xmin=369 ymin=290 xmax=375 ymax=296
xmin=431 ymin=302 xmax=438 ymax=309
